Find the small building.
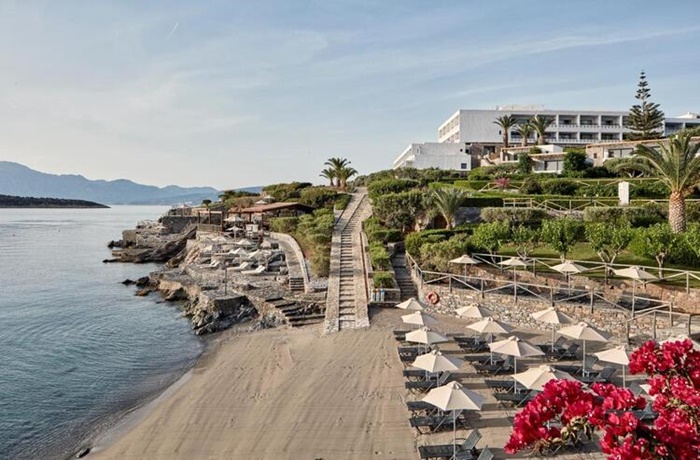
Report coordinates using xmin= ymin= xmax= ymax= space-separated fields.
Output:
xmin=392 ymin=142 xmax=472 ymax=171
xmin=585 ymin=136 xmax=700 ymax=167
xmin=498 ymin=145 xmax=568 ymax=173
xmin=230 ymin=202 xmax=315 ymax=221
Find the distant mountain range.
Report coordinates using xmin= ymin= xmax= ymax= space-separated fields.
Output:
xmin=0 ymin=162 xmax=223 ymax=205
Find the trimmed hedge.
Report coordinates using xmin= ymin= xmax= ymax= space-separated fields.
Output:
xmin=542 ymin=179 xmax=579 ymax=196
xmin=369 ymin=242 xmax=391 ymax=271
xmin=480 ymin=207 xmax=550 ymax=225
xmin=364 ymin=216 xmax=403 ymax=244
xmin=583 ymin=206 xmax=664 ymax=227
xmin=367 ymin=178 xmax=420 ymax=198
xmin=462 ymin=196 xmax=504 ymax=207
xmin=373 ymin=271 xmax=395 ymax=288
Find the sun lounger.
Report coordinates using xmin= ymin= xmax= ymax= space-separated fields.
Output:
xmin=554 ymin=356 xmax=599 ymax=375
xmin=403 ymin=369 xmax=437 ymax=380
xmin=577 ymin=366 xmax=616 ymax=385
xmin=405 ymin=372 xmax=453 ymax=393
xmin=628 ymin=381 xmax=645 ymax=397
xmin=474 ymin=357 xmax=512 ymax=375
xmin=393 ymin=329 xmax=411 ymax=340
xmin=468 ymin=355 xmax=504 ymax=366
xmin=241 ymin=265 xmax=266 ymax=275
xmin=494 ymin=390 xmax=537 ymax=408
xmin=485 ymin=378 xmax=527 ymax=393
xmin=208 ymin=260 xmax=221 ymax=269
xmin=459 ymin=342 xmax=489 ymax=353
xmin=406 ymin=400 xmax=438 ymax=416
xmin=410 ymin=414 xmax=469 ymax=435
xmin=418 ymin=428 xmax=481 ymax=458
xmin=548 ymin=343 xmax=579 ymax=361
xmin=405 ymin=379 xmax=439 ymax=393
xmin=537 ymin=337 xmax=567 ymax=353
xmin=229 ymin=261 xmax=251 ymax=272
xmin=632 ymin=404 xmax=658 ymax=422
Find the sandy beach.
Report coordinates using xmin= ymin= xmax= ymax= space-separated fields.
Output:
xmin=91 ymin=310 xmax=417 ymax=459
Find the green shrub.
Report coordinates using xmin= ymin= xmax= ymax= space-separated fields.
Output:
xmin=364 ymin=216 xmax=402 ymax=244
xmin=372 ymin=190 xmax=426 ymax=231
xmin=269 ymin=216 xmax=299 ymax=234
xmin=404 ymin=227 xmax=472 ymax=259
xmin=369 ymin=242 xmax=391 ymax=271
xmin=467 ymin=167 xmax=492 ymax=181
xmin=630 ymin=181 xmax=669 ymax=199
xmin=263 ymin=182 xmax=313 ymax=201
xmin=372 ymin=271 xmax=395 ymax=288
xmin=298 ymin=186 xmax=338 ymax=208
xmin=471 ymin=221 xmax=511 ymax=254
xmin=574 ymin=183 xmax=617 ymax=198
xmin=583 ymin=206 xmax=664 ymax=227
xmin=453 ymin=180 xmax=490 ymax=191
xmin=418 ymin=233 xmax=474 ymax=271
xmin=333 ymin=193 xmax=351 ymax=210
xmin=480 ymin=207 xmax=550 ymax=225
xmin=542 ymin=179 xmax=579 ymax=196
xmin=462 ymin=196 xmax=504 ymax=207
xmin=563 ymin=151 xmax=589 ymax=177
xmin=272 ymin=209 xmax=334 ymax=277
xmin=520 ymin=176 xmax=542 ymax=194
xmin=367 ymin=178 xmax=420 ymax=198
xmin=687 ymin=201 xmax=700 ymax=222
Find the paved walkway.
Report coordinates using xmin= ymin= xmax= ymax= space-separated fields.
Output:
xmin=324 ymin=189 xmax=372 ymax=333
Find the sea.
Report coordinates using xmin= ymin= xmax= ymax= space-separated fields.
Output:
xmin=0 ymin=206 xmax=204 ymax=459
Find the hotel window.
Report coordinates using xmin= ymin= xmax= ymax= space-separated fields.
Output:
xmin=460 ymin=163 xmax=468 ymax=169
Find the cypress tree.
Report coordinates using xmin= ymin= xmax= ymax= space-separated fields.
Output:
xmin=626 ymin=71 xmax=665 ymax=140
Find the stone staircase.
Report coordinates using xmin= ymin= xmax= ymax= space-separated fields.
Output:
xmin=391 ymin=246 xmax=417 ymax=301
xmin=324 ymin=189 xmax=372 ymax=333
xmin=267 ymin=297 xmax=325 ymax=327
xmin=288 ymin=276 xmax=305 ymax=292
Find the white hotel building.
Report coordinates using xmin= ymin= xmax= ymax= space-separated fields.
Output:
xmin=393 ymin=106 xmax=700 ymax=171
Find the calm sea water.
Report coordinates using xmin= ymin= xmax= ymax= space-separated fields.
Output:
xmin=0 ymin=206 xmax=204 ymax=459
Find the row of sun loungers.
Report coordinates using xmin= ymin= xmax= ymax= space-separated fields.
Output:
xmin=394 ymin=333 xmax=494 ymax=459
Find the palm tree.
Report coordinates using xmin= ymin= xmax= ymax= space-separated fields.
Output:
xmin=531 ymin=115 xmax=554 ymax=145
xmin=325 ymin=157 xmax=349 ymax=172
xmin=514 ymin=122 xmax=535 ymax=147
xmin=493 ymin=115 xmax=517 ymax=148
xmin=636 ymin=132 xmax=700 ymax=233
xmin=323 ymin=158 xmax=352 ymax=188
xmin=319 ymin=167 xmax=336 ymax=187
xmin=337 ymin=165 xmax=358 ymax=190
xmin=431 ymin=187 xmax=465 ymax=229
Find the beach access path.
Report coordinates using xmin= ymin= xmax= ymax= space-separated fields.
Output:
xmin=91 ymin=314 xmax=416 ymax=459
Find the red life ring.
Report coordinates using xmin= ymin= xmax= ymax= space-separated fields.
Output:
xmin=426 ymin=291 xmax=440 ymax=305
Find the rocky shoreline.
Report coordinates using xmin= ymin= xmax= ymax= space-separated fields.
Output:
xmin=108 ymin=215 xmax=326 ymax=335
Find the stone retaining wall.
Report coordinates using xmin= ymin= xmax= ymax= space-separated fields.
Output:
xmin=413 ymin=274 xmax=677 ymax=344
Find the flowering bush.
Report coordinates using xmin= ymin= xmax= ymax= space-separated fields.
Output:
xmin=505 ymin=339 xmax=700 ymax=459
xmin=505 ymin=379 xmax=598 ymax=455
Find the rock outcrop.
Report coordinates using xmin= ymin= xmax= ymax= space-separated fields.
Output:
xmin=154 ymin=271 xmax=258 ymax=336
xmin=110 ymin=224 xmax=197 ymax=264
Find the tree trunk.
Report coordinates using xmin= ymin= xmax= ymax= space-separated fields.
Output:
xmin=669 ymin=191 xmax=686 ymax=233
xmin=503 ymin=134 xmax=509 ymax=149
xmin=538 ymin=133 xmax=545 ymax=145
xmin=521 ymin=136 xmax=527 ymax=147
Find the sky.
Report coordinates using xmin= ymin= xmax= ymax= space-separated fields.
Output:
xmin=1 ymin=1 xmax=699 ymax=190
